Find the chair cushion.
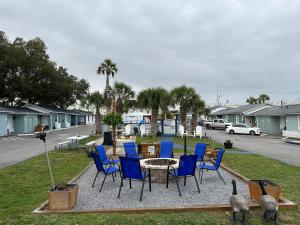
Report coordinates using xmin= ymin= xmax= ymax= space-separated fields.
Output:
xmin=198 ymin=163 xmax=216 ymax=170
xmin=105 ymin=166 xmax=119 ymax=174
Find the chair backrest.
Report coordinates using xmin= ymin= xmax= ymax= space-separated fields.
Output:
xmin=178 ymin=125 xmax=184 ymax=134
xmin=123 ymin=142 xmax=137 ymax=158
xmin=194 ymin=143 xmax=207 ymax=161
xmin=124 ymin=124 xmax=131 ymax=134
xmin=195 ymin=126 xmax=202 ymax=133
xmin=96 ymin=145 xmax=108 ymax=162
xmin=177 ymin=155 xmax=198 ymax=176
xmin=119 ymin=156 xmax=143 ymax=180
xmin=90 ymin=151 xmax=105 ymax=173
xmin=214 ymin=148 xmax=225 ymax=169
xmin=160 ymin=141 xmax=173 ymax=158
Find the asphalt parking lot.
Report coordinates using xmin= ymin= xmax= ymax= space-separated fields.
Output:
xmin=0 ymin=125 xmax=95 ymax=169
xmin=203 ymin=128 xmax=300 ymax=166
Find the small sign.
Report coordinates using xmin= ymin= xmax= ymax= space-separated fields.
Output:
xmin=148 ymin=145 xmax=155 ymax=155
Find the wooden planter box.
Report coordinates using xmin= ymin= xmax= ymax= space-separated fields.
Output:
xmin=248 ymin=180 xmax=281 ymax=203
xmin=48 ymin=184 xmax=78 ymax=210
xmin=141 ymin=143 xmax=160 ymax=158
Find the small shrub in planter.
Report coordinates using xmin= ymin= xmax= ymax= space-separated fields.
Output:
xmin=48 ymin=183 xmax=79 ymax=210
xmin=224 ymin=140 xmax=233 ymax=149
xmin=35 ymin=132 xmax=79 ymax=211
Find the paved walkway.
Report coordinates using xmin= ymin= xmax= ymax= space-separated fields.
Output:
xmin=0 ymin=125 xmax=95 ymax=169
xmin=204 ymin=128 xmax=300 ymax=166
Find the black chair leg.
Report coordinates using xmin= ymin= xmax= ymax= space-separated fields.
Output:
xmin=129 ymin=178 xmax=132 ymax=189
xmin=194 ymin=175 xmax=200 ymax=193
xmin=184 ymin=176 xmax=187 ymax=186
xmin=217 ymin=170 xmax=226 ymax=184
xmin=92 ymin=172 xmax=99 ymax=188
xmin=112 ymin=173 xmax=115 ymax=182
xmin=148 ymin=169 xmax=152 ymax=191
xmin=200 ymin=169 xmax=204 ymax=184
xmin=139 ymin=179 xmax=145 ymax=202
xmin=175 ymin=177 xmax=182 ymax=196
xmin=166 ymin=171 xmax=169 ymax=188
xmin=99 ymin=174 xmax=107 ymax=192
xmin=117 ymin=177 xmax=123 ymax=198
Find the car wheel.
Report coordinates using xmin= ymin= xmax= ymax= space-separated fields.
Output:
xmin=250 ymin=130 xmax=255 ymax=135
xmin=206 ymin=124 xmax=211 ymax=129
xmin=229 ymin=130 xmax=234 ymax=134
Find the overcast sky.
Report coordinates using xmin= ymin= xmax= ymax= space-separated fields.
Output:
xmin=1 ymin=0 xmax=300 ymax=106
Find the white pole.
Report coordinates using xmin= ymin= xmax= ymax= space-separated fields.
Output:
xmin=43 ymin=142 xmax=55 ymax=190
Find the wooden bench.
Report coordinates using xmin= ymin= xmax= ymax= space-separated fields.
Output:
xmin=56 ymin=141 xmax=72 ymax=150
xmin=85 ymin=141 xmax=97 ymax=150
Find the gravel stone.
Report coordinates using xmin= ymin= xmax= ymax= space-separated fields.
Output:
xmin=75 ymin=163 xmax=251 ymax=210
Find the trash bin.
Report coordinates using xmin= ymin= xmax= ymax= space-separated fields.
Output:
xmin=103 ymin=131 xmax=113 ymax=145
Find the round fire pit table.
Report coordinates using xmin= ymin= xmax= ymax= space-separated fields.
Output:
xmin=140 ymin=158 xmax=179 ymax=183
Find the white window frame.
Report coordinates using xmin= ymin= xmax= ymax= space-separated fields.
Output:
xmin=236 ymin=115 xmax=239 ymax=123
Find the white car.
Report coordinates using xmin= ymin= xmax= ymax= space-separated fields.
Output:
xmin=226 ymin=123 xmax=262 ymax=135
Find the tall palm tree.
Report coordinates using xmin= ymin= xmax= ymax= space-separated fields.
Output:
xmin=246 ymin=96 xmax=257 ymax=104
xmin=112 ymin=82 xmax=135 ymax=114
xmin=137 ymin=87 xmax=170 ymax=135
xmin=171 ymin=85 xmax=197 ymax=130
xmin=190 ymin=94 xmax=205 ymax=132
xmin=258 ymin=94 xmax=270 ymax=103
xmin=97 ymin=59 xmax=118 ymax=92
xmin=83 ymin=92 xmax=105 ymax=134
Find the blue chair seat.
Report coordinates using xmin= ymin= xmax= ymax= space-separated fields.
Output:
xmin=105 ymin=166 xmax=119 ymax=174
xmin=198 ymin=163 xmax=216 ymax=170
xmin=103 ymin=159 xmax=120 ymax=165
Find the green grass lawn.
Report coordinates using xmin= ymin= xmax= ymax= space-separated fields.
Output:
xmin=0 ymin=136 xmax=299 ymax=224
xmin=79 ymin=134 xmax=101 ymax=145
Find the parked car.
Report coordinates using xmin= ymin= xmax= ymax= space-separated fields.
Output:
xmin=204 ymin=119 xmax=232 ymax=129
xmin=198 ymin=119 xmax=209 ymax=126
xmin=226 ymin=123 xmax=262 ymax=135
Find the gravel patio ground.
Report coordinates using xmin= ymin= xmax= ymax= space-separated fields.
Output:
xmin=75 ymin=163 xmax=251 ymax=210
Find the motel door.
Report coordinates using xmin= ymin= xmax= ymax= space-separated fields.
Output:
xmin=164 ymin=119 xmax=176 ymax=135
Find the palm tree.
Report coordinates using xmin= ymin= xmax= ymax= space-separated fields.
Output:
xmin=137 ymin=87 xmax=170 ymax=136
xmin=102 ymin=112 xmax=123 ymax=155
xmin=112 ymin=82 xmax=135 ymax=114
xmin=171 ymin=85 xmax=197 ymax=130
xmin=83 ymin=92 xmax=105 ymax=134
xmin=257 ymin=94 xmax=270 ymax=103
xmin=246 ymin=96 xmax=257 ymax=104
xmin=190 ymin=94 xmax=205 ymax=132
xmin=97 ymin=59 xmax=118 ymax=92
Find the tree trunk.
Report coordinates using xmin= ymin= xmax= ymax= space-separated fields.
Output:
xmin=106 ymin=74 xmax=109 ymax=91
xmin=151 ymin=110 xmax=158 ymax=136
xmin=180 ymin=106 xmax=187 ymax=130
xmin=95 ymin=108 xmax=101 ymax=134
xmin=112 ymin=125 xmax=117 ymax=155
xmin=191 ymin=113 xmax=198 ymax=133
xmin=111 ymin=97 xmax=117 ymax=113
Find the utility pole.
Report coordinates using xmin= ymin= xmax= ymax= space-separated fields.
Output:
xmin=216 ymin=88 xmax=221 ymax=106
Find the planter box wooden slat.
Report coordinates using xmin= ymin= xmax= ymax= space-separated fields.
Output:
xmin=248 ymin=180 xmax=281 ymax=203
xmin=48 ymin=184 xmax=78 ymax=210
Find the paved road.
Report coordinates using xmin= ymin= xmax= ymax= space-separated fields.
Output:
xmin=0 ymin=125 xmax=95 ymax=169
xmin=203 ymin=128 xmax=300 ymax=166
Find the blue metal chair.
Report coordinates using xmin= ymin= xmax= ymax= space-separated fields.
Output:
xmin=118 ymin=156 xmax=151 ymax=201
xmin=167 ymin=155 xmax=200 ymax=196
xmin=194 ymin=143 xmax=207 ymax=163
xmin=159 ymin=141 xmax=174 ymax=158
xmin=198 ymin=148 xmax=226 ymax=184
xmin=96 ymin=145 xmax=120 ymax=165
xmin=123 ymin=142 xmax=143 ymax=159
xmin=90 ymin=151 xmax=120 ymax=192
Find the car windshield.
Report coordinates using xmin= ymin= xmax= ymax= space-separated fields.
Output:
xmin=222 ymin=119 xmax=229 ymax=123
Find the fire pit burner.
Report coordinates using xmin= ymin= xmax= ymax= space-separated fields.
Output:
xmin=140 ymin=158 xmax=179 ymax=183
xmin=145 ymin=159 xmax=177 ymax=166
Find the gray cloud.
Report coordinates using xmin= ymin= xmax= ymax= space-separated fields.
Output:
xmin=1 ymin=0 xmax=300 ymax=105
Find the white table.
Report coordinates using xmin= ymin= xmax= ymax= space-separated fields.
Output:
xmin=67 ymin=135 xmax=88 ymax=149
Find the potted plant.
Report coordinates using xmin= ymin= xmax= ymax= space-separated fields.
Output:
xmin=36 ymin=133 xmax=78 ymax=211
xmin=103 ymin=112 xmax=123 ymax=155
xmin=224 ymin=139 xmax=233 ymax=149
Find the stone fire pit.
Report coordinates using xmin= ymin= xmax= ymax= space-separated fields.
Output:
xmin=140 ymin=158 xmax=179 ymax=183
